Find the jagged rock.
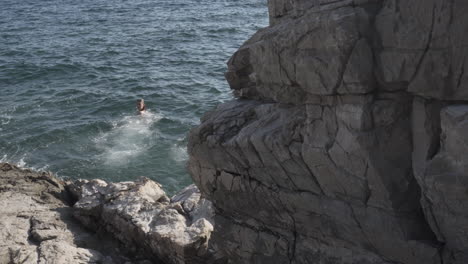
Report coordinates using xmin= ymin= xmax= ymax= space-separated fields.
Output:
xmin=376 ymin=0 xmax=468 ymax=99
xmin=0 ymin=163 xmax=214 ymax=264
xmin=71 ymin=178 xmax=214 ymax=264
xmin=0 ymin=163 xmax=134 ymax=264
xmin=188 ymin=0 xmax=468 ymax=263
xmin=420 ymin=105 xmax=468 ymax=263
xmin=226 ymin=0 xmax=378 ymax=103
xmin=188 ymin=97 xmax=440 ymax=264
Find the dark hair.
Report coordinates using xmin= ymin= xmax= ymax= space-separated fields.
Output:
xmin=137 ymin=99 xmax=143 ymax=103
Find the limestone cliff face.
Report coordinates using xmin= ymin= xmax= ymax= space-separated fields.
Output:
xmin=188 ymin=1 xmax=468 ymax=263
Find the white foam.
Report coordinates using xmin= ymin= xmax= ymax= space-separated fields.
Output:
xmin=0 ymin=154 xmax=27 ymax=168
xmin=17 ymin=157 xmax=27 ymax=168
xmin=0 ymin=113 xmax=12 ymax=131
xmin=94 ymin=110 xmax=162 ymax=166
xmin=0 ymin=154 xmax=49 ymax=172
xmin=170 ymin=144 xmax=188 ymax=163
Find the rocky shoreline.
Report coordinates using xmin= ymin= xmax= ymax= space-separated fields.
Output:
xmin=3 ymin=0 xmax=468 ymax=263
xmin=0 ymin=163 xmax=214 ymax=264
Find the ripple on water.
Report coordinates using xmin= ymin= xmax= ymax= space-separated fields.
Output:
xmin=0 ymin=0 xmax=268 ymax=194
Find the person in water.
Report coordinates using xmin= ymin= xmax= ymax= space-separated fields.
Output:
xmin=136 ymin=99 xmax=146 ymax=114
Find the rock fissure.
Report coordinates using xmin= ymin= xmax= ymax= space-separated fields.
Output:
xmin=188 ymin=1 xmax=468 ymax=263
xmin=409 ymin=4 xmax=436 ymax=85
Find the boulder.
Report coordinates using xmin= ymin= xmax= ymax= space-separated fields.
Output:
xmin=0 ymin=163 xmax=134 ymax=264
xmin=71 ymin=178 xmax=214 ymax=264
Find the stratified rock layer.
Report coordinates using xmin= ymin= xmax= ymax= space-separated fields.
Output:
xmin=71 ymin=178 xmax=214 ymax=264
xmin=188 ymin=0 xmax=468 ymax=263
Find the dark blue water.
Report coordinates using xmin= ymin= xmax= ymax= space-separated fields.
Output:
xmin=0 ymin=0 xmax=268 ymax=194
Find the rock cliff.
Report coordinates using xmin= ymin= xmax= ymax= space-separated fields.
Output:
xmin=188 ymin=0 xmax=468 ymax=263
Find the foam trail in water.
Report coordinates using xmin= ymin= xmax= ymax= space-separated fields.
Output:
xmin=170 ymin=144 xmax=188 ymax=163
xmin=0 ymin=112 xmax=12 ymax=132
xmin=94 ymin=110 xmax=162 ymax=166
xmin=0 ymin=114 xmax=11 ymax=125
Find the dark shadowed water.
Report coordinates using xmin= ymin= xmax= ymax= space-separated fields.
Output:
xmin=0 ymin=0 xmax=268 ymax=194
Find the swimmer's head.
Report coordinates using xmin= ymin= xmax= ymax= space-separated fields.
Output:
xmin=136 ymin=99 xmax=145 ymax=112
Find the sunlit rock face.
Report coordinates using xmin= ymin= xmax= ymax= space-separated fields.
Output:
xmin=0 ymin=163 xmax=215 ymax=264
xmin=0 ymin=163 xmax=133 ymax=264
xmin=71 ymin=179 xmax=214 ymax=264
xmin=188 ymin=0 xmax=468 ymax=263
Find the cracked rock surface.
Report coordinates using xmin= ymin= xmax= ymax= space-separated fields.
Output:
xmin=70 ymin=178 xmax=214 ymax=264
xmin=0 ymin=163 xmax=214 ymax=264
xmin=188 ymin=0 xmax=468 ymax=263
xmin=0 ymin=163 xmax=136 ymax=264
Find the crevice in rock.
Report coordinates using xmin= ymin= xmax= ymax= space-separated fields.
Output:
xmin=26 ymin=217 xmax=41 ymax=264
xmin=409 ymin=3 xmax=436 ymax=84
xmin=8 ymin=248 xmax=18 ymax=264
xmin=456 ymin=57 xmax=466 ymax=90
xmin=288 ymin=215 xmax=297 ymax=264
xmin=215 ymin=206 xmax=285 ymax=239
xmin=348 ymin=204 xmax=380 ymax=256
xmin=363 ymin=163 xmax=371 ymax=205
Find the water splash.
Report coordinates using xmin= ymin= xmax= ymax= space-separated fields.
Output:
xmin=94 ymin=110 xmax=162 ymax=166
xmin=0 ymin=154 xmax=49 ymax=172
xmin=170 ymin=143 xmax=188 ymax=163
xmin=17 ymin=157 xmax=27 ymax=168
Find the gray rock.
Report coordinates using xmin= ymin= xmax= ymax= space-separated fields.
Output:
xmin=0 ymin=163 xmax=213 ymax=264
xmin=71 ymin=178 xmax=214 ymax=264
xmin=226 ymin=3 xmax=376 ymax=104
xmin=376 ymin=0 xmax=468 ymax=100
xmin=421 ymin=105 xmax=468 ymax=263
xmin=188 ymin=96 xmax=440 ymax=263
xmin=188 ymin=0 xmax=468 ymax=263
xmin=0 ymin=163 xmax=132 ymax=264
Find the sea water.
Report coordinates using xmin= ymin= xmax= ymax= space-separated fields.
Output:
xmin=0 ymin=0 xmax=268 ymax=194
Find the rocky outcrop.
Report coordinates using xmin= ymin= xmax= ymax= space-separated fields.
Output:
xmin=418 ymin=106 xmax=468 ymax=263
xmin=0 ymin=163 xmax=214 ymax=264
xmin=0 ymin=163 xmax=137 ymax=264
xmin=188 ymin=0 xmax=468 ymax=263
xmin=70 ymin=179 xmax=214 ymax=264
